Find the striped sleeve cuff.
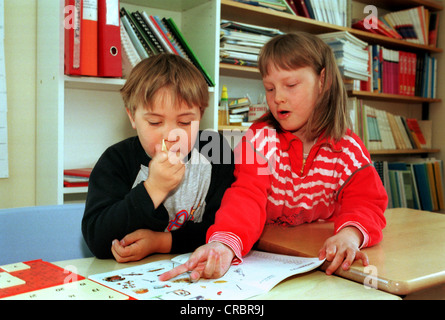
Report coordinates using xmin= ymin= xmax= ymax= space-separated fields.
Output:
xmin=336 ymin=221 xmax=369 ymax=249
xmin=208 ymin=231 xmax=244 ymax=265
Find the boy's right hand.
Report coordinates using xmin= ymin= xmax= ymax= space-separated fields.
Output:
xmin=144 ymin=143 xmax=185 ymax=208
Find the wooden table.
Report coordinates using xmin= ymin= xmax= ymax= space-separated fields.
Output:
xmin=54 ymin=255 xmax=399 ymax=300
xmin=257 ymin=208 xmax=445 ymax=296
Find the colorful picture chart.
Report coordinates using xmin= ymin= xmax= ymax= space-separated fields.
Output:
xmin=89 ymin=250 xmax=324 ymax=300
xmin=0 ymin=260 xmax=128 ymax=300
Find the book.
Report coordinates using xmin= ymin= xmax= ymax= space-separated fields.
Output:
xmin=352 ymin=18 xmax=403 ymax=40
xmin=295 ymin=0 xmax=348 ymax=26
xmin=89 ymin=250 xmax=325 ymax=300
xmin=347 ymin=99 xmax=430 ymax=152
xmin=64 ymin=168 xmax=92 ymax=178
xmin=64 ymin=0 xmax=99 ymax=76
xmin=220 ymin=19 xmax=282 ymax=68
xmin=0 ymin=260 xmax=128 ymax=300
xmin=82 ymin=0 xmax=99 ymax=76
xmin=119 ymin=7 xmax=215 ymax=87
xmin=120 ymin=7 xmax=156 ymax=57
xmin=318 ymin=31 xmax=369 ymax=81
xmin=120 ymin=13 xmax=150 ymax=59
xmin=362 ymin=44 xmax=436 ymax=98
xmin=120 ymin=18 xmax=142 ymax=77
xmin=376 ymin=160 xmax=445 ymax=211
xmin=234 ymin=0 xmax=292 ymax=13
xmin=63 ymin=168 xmax=92 ymax=187
xmin=98 ymin=0 xmax=122 ymax=77
xmin=382 ymin=6 xmax=430 ymax=45
xmin=406 ymin=118 xmax=427 ymax=149
xmin=134 ymin=12 xmax=164 ymax=55
xmin=428 ymin=12 xmax=440 ymax=47
xmin=163 ymin=17 xmax=215 ymax=87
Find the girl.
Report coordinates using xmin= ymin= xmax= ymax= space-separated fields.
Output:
xmin=160 ymin=32 xmax=387 ymax=281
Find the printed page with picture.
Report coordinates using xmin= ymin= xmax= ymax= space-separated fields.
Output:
xmin=88 ymin=250 xmax=325 ymax=300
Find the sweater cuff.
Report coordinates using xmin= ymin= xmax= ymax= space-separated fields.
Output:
xmin=208 ymin=231 xmax=243 ymax=265
xmin=336 ymin=221 xmax=369 ymax=248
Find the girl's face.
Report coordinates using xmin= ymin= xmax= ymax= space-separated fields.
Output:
xmin=126 ymin=87 xmax=201 ymax=159
xmin=263 ymin=64 xmax=323 ymax=140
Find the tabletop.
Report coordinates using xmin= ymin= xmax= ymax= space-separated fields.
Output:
xmin=257 ymin=208 xmax=445 ymax=295
xmin=53 ymin=254 xmax=400 ymax=300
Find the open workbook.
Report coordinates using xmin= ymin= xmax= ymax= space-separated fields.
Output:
xmin=89 ymin=250 xmax=325 ymax=300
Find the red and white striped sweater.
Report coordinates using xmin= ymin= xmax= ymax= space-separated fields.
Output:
xmin=207 ymin=121 xmax=387 ymax=261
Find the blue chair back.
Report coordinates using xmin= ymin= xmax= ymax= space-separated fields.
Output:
xmin=0 ymin=204 xmax=93 ymax=265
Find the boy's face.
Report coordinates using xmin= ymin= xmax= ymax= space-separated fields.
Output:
xmin=126 ymin=87 xmax=201 ymax=159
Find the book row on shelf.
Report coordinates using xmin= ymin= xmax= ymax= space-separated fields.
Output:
xmin=219 ymin=20 xmax=369 ymax=80
xmin=64 ymin=2 xmax=214 ymax=86
xmin=352 ymin=5 xmax=440 ymax=47
xmin=233 ymin=0 xmax=351 ymax=27
xmin=65 ymin=0 xmax=122 ymax=78
xmin=373 ymin=159 xmax=444 ymax=212
xmin=119 ymin=7 xmax=214 ymax=86
xmin=354 ymin=45 xmax=438 ymax=98
xmin=236 ymin=1 xmax=440 ymax=48
xmin=220 ymin=19 xmax=437 ymax=99
xmin=310 ymin=31 xmax=437 ymax=98
xmin=348 ymin=97 xmax=432 ymax=152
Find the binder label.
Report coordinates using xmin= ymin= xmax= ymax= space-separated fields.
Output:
xmin=105 ymin=0 xmax=119 ymax=26
xmin=83 ymin=0 xmax=98 ymax=22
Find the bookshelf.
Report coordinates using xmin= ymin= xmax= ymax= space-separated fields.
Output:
xmin=36 ymin=0 xmax=219 ymax=205
xmin=36 ymin=0 xmax=442 ymax=205
xmin=218 ymin=0 xmax=442 ymax=156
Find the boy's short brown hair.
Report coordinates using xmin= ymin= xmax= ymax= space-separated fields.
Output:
xmin=121 ymin=54 xmax=209 ymax=116
xmin=258 ymin=32 xmax=349 ymax=142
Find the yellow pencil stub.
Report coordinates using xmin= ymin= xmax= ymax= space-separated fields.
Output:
xmin=162 ymin=139 xmax=167 ymax=152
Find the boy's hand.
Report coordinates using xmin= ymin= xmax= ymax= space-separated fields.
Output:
xmin=158 ymin=242 xmax=235 ymax=282
xmin=318 ymin=227 xmax=369 ymax=275
xmin=144 ymin=143 xmax=185 ymax=208
xmin=111 ymin=229 xmax=172 ymax=263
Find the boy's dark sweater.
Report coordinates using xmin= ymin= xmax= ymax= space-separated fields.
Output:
xmin=82 ymin=130 xmax=235 ymax=258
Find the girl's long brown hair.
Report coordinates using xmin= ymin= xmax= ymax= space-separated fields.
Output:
xmin=258 ymin=32 xmax=350 ymax=142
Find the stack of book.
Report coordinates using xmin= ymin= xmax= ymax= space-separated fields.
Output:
xmin=220 ymin=20 xmax=282 ymax=67
xmin=348 ymin=97 xmax=432 ymax=152
xmin=352 ymin=6 xmax=440 ymax=47
xmin=63 ymin=168 xmax=92 ymax=188
xmin=318 ymin=31 xmax=369 ymax=81
xmin=374 ymin=159 xmax=444 ymax=211
xmin=119 ymin=7 xmax=214 ymax=86
xmin=228 ymin=96 xmax=252 ymax=125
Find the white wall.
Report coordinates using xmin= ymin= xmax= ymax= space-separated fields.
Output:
xmin=0 ymin=0 xmax=37 ymax=208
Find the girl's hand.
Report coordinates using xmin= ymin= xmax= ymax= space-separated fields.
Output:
xmin=111 ymin=229 xmax=172 ymax=263
xmin=318 ymin=227 xmax=369 ymax=275
xmin=158 ymin=242 xmax=235 ymax=282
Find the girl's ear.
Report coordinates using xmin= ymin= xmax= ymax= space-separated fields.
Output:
xmin=318 ymin=68 xmax=326 ymax=93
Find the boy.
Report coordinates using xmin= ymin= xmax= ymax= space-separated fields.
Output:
xmin=82 ymin=54 xmax=235 ymax=262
